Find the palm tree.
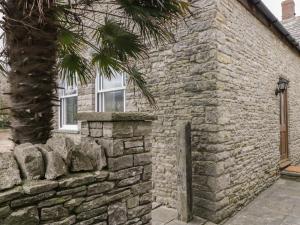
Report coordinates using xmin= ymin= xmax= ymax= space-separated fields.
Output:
xmin=0 ymin=0 xmax=189 ymax=144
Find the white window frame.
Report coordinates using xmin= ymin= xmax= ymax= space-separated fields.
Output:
xmin=95 ymin=72 xmax=126 ymax=112
xmin=59 ymin=81 xmax=79 ymax=131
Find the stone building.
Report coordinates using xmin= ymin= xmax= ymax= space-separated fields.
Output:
xmin=3 ymin=0 xmax=300 ymax=224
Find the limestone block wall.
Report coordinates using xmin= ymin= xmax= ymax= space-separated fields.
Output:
xmin=0 ymin=112 xmax=154 ymax=225
xmin=78 ymin=82 xmax=95 ymax=113
xmin=201 ymin=0 xmax=300 ymax=222
xmin=127 ymin=0 xmax=300 ymax=223
xmin=126 ymin=0 xmax=220 ymax=209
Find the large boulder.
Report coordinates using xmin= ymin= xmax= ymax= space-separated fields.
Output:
xmin=0 ymin=150 xmax=21 ymax=191
xmin=36 ymin=145 xmax=68 ymax=180
xmin=70 ymin=145 xmax=94 ymax=172
xmin=46 ymin=137 xmax=75 ymax=167
xmin=14 ymin=143 xmax=45 ymax=180
xmin=70 ymin=139 xmax=107 ymax=172
xmin=82 ymin=139 xmax=107 ymax=171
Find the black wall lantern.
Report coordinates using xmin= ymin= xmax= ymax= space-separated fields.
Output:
xmin=275 ymin=78 xmax=289 ymax=96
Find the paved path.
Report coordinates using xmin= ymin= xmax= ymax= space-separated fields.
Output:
xmin=152 ymin=206 xmax=215 ymax=225
xmin=153 ymin=179 xmax=300 ymax=225
xmin=225 ymin=178 xmax=300 ymax=225
xmin=0 ymin=130 xmax=13 ymax=151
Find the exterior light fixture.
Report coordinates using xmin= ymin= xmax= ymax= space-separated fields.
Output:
xmin=275 ymin=78 xmax=289 ymax=96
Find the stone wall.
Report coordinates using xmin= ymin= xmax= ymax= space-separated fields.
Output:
xmin=126 ymin=0 xmax=220 ymax=209
xmin=0 ymin=112 xmax=155 ymax=225
xmin=128 ymin=0 xmax=300 ymax=223
xmin=202 ymin=0 xmax=300 ymax=222
xmin=47 ymin=0 xmax=300 ymax=223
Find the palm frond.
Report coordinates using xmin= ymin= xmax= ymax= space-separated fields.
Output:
xmin=57 ymin=27 xmax=92 ymax=85
xmin=58 ymin=50 xmax=92 ymax=85
xmin=94 ymin=19 xmax=148 ymax=61
xmin=126 ymin=67 xmax=156 ymax=106
xmin=91 ymin=47 xmax=125 ymax=79
xmin=116 ymin=0 xmax=190 ymax=44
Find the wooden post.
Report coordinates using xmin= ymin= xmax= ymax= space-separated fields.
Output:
xmin=177 ymin=121 xmax=193 ymax=222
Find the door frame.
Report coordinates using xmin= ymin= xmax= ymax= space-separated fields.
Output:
xmin=277 ymin=78 xmax=290 ymax=169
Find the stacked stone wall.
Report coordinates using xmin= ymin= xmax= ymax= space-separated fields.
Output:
xmin=0 ymin=112 xmax=154 ymax=225
xmin=126 ymin=0 xmax=220 ymax=209
xmin=200 ymin=0 xmax=300 ymax=222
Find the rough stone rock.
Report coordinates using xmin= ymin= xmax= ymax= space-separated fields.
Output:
xmin=107 ymin=155 xmax=133 ymax=171
xmin=87 ymin=182 xmax=115 ymax=196
xmin=14 ymin=143 xmax=45 ymax=180
xmin=127 ymin=196 xmax=140 ymax=209
xmin=70 ymin=145 xmax=94 ymax=172
xmin=58 ymin=173 xmax=96 ymax=189
xmin=134 ymin=153 xmax=151 ymax=166
xmin=47 ymin=137 xmax=75 ymax=166
xmin=139 ymin=193 xmax=152 ymax=204
xmin=127 ymin=204 xmax=151 ymax=219
xmin=38 ymin=195 xmax=72 ymax=208
xmin=118 ymin=175 xmax=140 ymax=187
xmin=57 ymin=186 xmax=86 ymax=196
xmin=108 ymin=202 xmax=127 ymax=225
xmin=36 ymin=144 xmax=68 ymax=180
xmin=64 ymin=198 xmax=85 ymax=209
xmin=81 ymin=139 xmax=107 ymax=170
xmin=94 ymin=171 xmax=109 ymax=181
xmin=0 ymin=206 xmax=11 ymax=219
xmin=0 ymin=150 xmax=21 ymax=191
xmin=23 ymin=180 xmax=58 ymax=195
xmin=77 ymin=206 xmax=106 ymax=221
xmin=41 ymin=205 xmax=69 ymax=221
xmin=108 ymin=167 xmax=143 ymax=180
xmin=0 ymin=187 xmax=23 ymax=204
xmin=3 ymin=206 xmax=39 ymax=225
xmin=43 ymin=215 xmax=76 ymax=225
xmin=131 ymin=181 xmax=152 ymax=195
xmin=11 ymin=191 xmax=56 ymax=208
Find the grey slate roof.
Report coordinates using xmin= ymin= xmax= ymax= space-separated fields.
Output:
xmin=282 ymin=16 xmax=300 ymax=43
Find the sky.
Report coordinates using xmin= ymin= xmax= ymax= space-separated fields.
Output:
xmin=262 ymin=0 xmax=300 ymax=20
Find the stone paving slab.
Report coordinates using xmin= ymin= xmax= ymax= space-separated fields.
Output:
xmin=154 ymin=179 xmax=300 ymax=225
xmin=224 ymin=179 xmax=300 ymax=225
xmin=152 ymin=206 xmax=215 ymax=225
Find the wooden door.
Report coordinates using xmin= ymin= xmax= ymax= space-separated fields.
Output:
xmin=280 ymin=87 xmax=289 ymax=162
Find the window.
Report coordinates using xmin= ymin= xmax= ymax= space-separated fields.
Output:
xmin=96 ymin=72 xmax=126 ymax=112
xmin=59 ymin=81 xmax=78 ymax=130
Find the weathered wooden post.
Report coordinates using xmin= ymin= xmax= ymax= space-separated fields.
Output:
xmin=177 ymin=121 xmax=193 ymax=222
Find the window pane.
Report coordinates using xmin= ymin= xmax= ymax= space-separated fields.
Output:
xmin=102 ymin=74 xmax=123 ymax=90
xmin=103 ymin=90 xmax=124 ymax=112
xmin=64 ymin=97 xmax=78 ymax=125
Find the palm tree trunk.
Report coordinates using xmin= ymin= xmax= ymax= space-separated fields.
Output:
xmin=3 ymin=0 xmax=58 ymax=144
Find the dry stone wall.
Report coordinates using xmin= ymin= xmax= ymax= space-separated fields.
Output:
xmin=0 ymin=112 xmax=155 ymax=225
